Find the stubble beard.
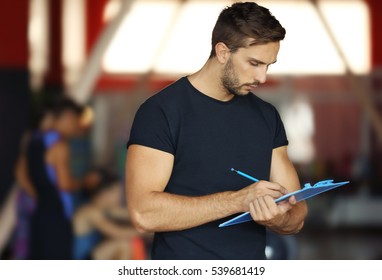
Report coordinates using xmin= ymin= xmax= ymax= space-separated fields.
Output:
xmin=221 ymin=58 xmax=244 ymax=96
xmin=221 ymin=58 xmax=259 ymax=96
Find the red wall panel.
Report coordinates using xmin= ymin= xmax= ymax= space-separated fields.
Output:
xmin=0 ymin=0 xmax=29 ymax=68
xmin=366 ymin=0 xmax=382 ymax=67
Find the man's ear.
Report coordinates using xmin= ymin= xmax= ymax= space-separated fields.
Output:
xmin=215 ymin=42 xmax=230 ymax=64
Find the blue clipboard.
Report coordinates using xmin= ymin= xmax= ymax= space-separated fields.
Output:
xmin=219 ymin=179 xmax=349 ymax=228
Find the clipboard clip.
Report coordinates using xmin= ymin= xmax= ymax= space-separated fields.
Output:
xmin=304 ymin=179 xmax=334 ymax=188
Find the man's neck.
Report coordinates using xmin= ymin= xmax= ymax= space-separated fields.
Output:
xmin=188 ymin=59 xmax=234 ymax=102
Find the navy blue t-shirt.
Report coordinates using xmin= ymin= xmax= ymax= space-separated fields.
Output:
xmin=127 ymin=77 xmax=288 ymax=259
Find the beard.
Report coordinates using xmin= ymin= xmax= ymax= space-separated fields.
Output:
xmin=221 ymin=58 xmax=259 ymax=96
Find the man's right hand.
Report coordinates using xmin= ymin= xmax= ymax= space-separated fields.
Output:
xmin=238 ymin=181 xmax=288 ymax=212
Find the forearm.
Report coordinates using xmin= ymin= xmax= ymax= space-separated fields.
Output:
xmin=268 ymin=201 xmax=307 ymax=234
xmin=129 ymin=190 xmax=243 ymax=233
xmin=267 ymin=147 xmax=308 ymax=234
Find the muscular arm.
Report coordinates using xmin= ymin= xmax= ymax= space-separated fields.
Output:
xmin=248 ymin=146 xmax=308 ymax=234
xmin=126 ymin=145 xmax=286 ymax=233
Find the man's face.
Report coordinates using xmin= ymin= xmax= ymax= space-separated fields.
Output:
xmin=221 ymin=41 xmax=280 ymax=96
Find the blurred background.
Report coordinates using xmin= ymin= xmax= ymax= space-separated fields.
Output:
xmin=0 ymin=0 xmax=382 ymax=260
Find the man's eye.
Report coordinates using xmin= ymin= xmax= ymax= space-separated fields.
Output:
xmin=250 ymin=62 xmax=259 ymax=67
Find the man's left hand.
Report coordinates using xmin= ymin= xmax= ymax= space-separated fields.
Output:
xmin=248 ymin=195 xmax=297 ymax=228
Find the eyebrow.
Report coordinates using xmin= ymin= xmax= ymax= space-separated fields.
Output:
xmin=249 ymin=58 xmax=277 ymax=65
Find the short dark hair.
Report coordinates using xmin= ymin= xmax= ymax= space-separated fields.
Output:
xmin=51 ymin=96 xmax=84 ymax=118
xmin=210 ymin=2 xmax=286 ymax=58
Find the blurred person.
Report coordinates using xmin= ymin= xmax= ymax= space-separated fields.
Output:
xmin=73 ymin=178 xmax=146 ymax=260
xmin=126 ymin=2 xmax=308 ymax=259
xmin=25 ymin=97 xmax=98 ymax=259
xmin=16 ymin=106 xmax=55 ymax=196
xmin=11 ymin=103 xmax=55 ymax=259
xmin=15 ymin=102 xmax=55 ymax=197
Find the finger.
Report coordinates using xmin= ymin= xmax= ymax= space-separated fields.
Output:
xmin=254 ymin=184 xmax=285 ymax=198
xmin=264 ymin=190 xmax=285 ymax=199
xmin=278 ymin=186 xmax=288 ymax=195
xmin=258 ymin=197 xmax=272 ymax=220
xmin=264 ymin=195 xmax=279 ymax=216
xmin=249 ymin=201 xmax=257 ymax=221
xmin=278 ymin=200 xmax=293 ymax=214
xmin=262 ymin=182 xmax=288 ymax=195
xmin=253 ymin=199 xmax=264 ymax=221
xmin=288 ymin=195 xmax=297 ymax=205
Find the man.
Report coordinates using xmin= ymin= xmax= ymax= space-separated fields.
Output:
xmin=125 ymin=2 xmax=308 ymax=260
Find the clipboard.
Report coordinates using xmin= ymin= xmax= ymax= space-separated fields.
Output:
xmin=219 ymin=179 xmax=350 ymax=228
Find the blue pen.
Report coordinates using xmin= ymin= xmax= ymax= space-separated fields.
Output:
xmin=230 ymin=168 xmax=259 ymax=182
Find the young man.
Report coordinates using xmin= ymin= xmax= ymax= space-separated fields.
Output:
xmin=126 ymin=2 xmax=308 ymax=259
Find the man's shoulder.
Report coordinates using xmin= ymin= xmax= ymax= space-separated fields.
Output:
xmin=145 ymin=77 xmax=188 ymax=106
xmin=247 ymin=93 xmax=278 ymax=115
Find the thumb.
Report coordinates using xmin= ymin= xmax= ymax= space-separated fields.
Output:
xmin=288 ymin=195 xmax=297 ymax=205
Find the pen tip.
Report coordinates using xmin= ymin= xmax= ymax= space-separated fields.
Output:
xmin=230 ymin=168 xmax=236 ymax=172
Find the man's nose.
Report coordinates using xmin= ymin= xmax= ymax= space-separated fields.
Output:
xmin=255 ymin=68 xmax=267 ymax=84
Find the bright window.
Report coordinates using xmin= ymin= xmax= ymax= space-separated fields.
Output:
xmin=102 ymin=0 xmax=370 ymax=75
xmin=103 ymin=0 xmax=180 ymax=73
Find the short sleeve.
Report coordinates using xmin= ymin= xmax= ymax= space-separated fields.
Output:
xmin=127 ymin=100 xmax=175 ymax=155
xmin=273 ymin=107 xmax=289 ymax=149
